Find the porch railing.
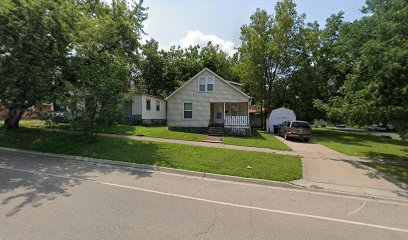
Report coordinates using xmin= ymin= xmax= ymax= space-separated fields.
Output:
xmin=224 ymin=116 xmax=249 ymax=127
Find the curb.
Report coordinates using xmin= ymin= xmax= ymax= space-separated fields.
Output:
xmin=0 ymin=146 xmax=299 ymax=189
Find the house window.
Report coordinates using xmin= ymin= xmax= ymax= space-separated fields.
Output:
xmin=198 ymin=76 xmax=215 ymax=92
xmin=207 ymin=77 xmax=214 ymax=91
xmin=156 ymin=100 xmax=160 ymax=111
xmin=146 ymin=99 xmax=151 ymax=111
xmin=231 ymin=103 xmax=238 ymax=116
xmin=199 ymin=77 xmax=206 ymax=92
xmin=183 ymin=102 xmax=193 ymax=119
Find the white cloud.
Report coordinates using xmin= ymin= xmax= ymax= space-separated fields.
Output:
xmin=179 ymin=30 xmax=236 ymax=55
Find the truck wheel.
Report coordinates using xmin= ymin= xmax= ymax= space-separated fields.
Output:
xmin=284 ymin=133 xmax=288 ymax=140
xmin=304 ymin=138 xmax=310 ymax=142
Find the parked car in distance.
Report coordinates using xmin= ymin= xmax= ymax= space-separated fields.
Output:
xmin=278 ymin=121 xmax=312 ymax=142
xmin=368 ymin=124 xmax=388 ymax=131
xmin=336 ymin=124 xmax=346 ymax=128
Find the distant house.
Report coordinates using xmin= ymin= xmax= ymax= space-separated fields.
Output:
xmin=128 ymin=94 xmax=166 ymax=124
xmin=165 ymin=68 xmax=251 ymax=136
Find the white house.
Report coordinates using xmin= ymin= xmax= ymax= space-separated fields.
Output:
xmin=267 ymin=107 xmax=296 ymax=132
xmin=165 ymin=68 xmax=251 ymax=136
xmin=128 ymin=94 xmax=166 ymax=124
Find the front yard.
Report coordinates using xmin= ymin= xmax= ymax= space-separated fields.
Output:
xmin=16 ymin=120 xmax=291 ymax=151
xmin=313 ymin=128 xmax=408 ymax=183
xmin=0 ymin=127 xmax=302 ymax=181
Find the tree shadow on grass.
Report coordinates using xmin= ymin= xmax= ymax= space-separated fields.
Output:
xmin=365 ymin=151 xmax=408 ymax=163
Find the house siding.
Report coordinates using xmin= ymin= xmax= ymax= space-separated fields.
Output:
xmin=167 ymin=69 xmax=249 ymax=127
xmin=131 ymin=95 xmax=143 ymax=116
xmin=130 ymin=94 xmax=166 ymax=122
xmin=141 ymin=95 xmax=166 ymax=120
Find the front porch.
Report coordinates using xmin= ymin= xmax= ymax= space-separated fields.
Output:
xmin=209 ymin=102 xmax=251 ymax=136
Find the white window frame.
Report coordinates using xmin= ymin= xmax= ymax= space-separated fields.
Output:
xmin=146 ymin=99 xmax=151 ymax=111
xmin=183 ymin=102 xmax=193 ymax=120
xmin=156 ymin=100 xmax=160 ymax=111
xmin=198 ymin=76 xmax=215 ymax=92
xmin=198 ymin=77 xmax=206 ymax=92
xmin=207 ymin=77 xmax=214 ymax=92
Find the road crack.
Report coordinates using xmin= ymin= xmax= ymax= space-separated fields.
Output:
xmin=347 ymin=201 xmax=367 ymax=216
xmin=195 ymin=208 xmax=218 ymax=238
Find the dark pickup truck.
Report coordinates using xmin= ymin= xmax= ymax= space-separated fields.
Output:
xmin=278 ymin=121 xmax=312 ymax=142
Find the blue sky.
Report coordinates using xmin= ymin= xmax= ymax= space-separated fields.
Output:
xmin=141 ymin=0 xmax=367 ymax=53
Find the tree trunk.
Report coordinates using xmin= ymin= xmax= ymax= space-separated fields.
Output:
xmin=4 ymin=109 xmax=24 ymax=128
xmin=260 ymin=100 xmax=264 ymax=130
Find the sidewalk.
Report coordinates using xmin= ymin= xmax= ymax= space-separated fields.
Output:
xmin=275 ymin=136 xmax=408 ymax=200
xmin=41 ymin=128 xmax=297 ymax=156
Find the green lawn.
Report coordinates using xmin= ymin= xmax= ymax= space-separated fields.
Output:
xmin=313 ymin=128 xmax=408 ymax=184
xmin=223 ymin=130 xmax=291 ymax=151
xmin=312 ymin=128 xmax=408 ymax=161
xmin=0 ymin=127 xmax=302 ymax=181
xmin=366 ymin=162 xmax=408 ymax=185
xmin=12 ymin=120 xmax=291 ymax=151
xmin=16 ymin=120 xmax=206 ymax=142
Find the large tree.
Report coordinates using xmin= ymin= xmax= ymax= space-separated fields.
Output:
xmin=315 ymin=0 xmax=408 ymax=137
xmin=63 ymin=0 xmax=147 ymax=136
xmin=284 ymin=13 xmax=346 ymax=121
xmin=138 ymin=39 xmax=166 ymax=97
xmin=239 ymin=0 xmax=305 ymax=128
xmin=0 ymin=0 xmax=75 ymax=128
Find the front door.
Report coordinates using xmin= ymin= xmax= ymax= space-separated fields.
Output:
xmin=213 ymin=103 xmax=224 ymax=124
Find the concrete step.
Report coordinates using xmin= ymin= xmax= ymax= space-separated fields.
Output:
xmin=208 ymin=126 xmax=224 ymax=136
xmin=208 ymin=127 xmax=224 ymax=130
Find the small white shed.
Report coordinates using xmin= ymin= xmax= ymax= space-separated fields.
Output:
xmin=128 ymin=94 xmax=166 ymax=124
xmin=267 ymin=107 xmax=296 ymax=132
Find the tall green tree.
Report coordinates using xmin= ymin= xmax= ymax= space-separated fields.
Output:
xmin=315 ymin=0 xmax=408 ymax=137
xmin=284 ymin=13 xmax=346 ymax=121
xmin=138 ymin=39 xmax=166 ymax=96
xmin=239 ymin=0 xmax=305 ymax=128
xmin=0 ymin=0 xmax=75 ymax=128
xmin=63 ymin=0 xmax=147 ymax=136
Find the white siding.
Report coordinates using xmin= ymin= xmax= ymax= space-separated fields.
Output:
xmin=141 ymin=95 xmax=166 ymax=120
xmin=167 ymin=69 xmax=249 ymax=127
xmin=131 ymin=95 xmax=142 ymax=115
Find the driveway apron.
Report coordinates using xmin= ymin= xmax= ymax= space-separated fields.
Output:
xmin=275 ymin=136 xmax=408 ymax=200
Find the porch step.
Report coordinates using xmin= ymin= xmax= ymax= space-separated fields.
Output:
xmin=208 ymin=126 xmax=224 ymax=136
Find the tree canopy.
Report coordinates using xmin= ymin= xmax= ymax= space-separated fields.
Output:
xmin=1 ymin=0 xmax=406 ymax=138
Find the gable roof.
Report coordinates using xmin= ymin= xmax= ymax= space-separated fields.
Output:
xmin=227 ymin=81 xmax=243 ymax=87
xmin=165 ymin=68 xmax=250 ymax=100
xmin=138 ymin=93 xmax=165 ymax=101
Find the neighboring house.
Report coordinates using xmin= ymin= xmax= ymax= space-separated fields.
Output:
xmin=128 ymin=94 xmax=166 ymax=124
xmin=165 ymin=68 xmax=251 ymax=136
xmin=0 ymin=103 xmax=56 ymax=120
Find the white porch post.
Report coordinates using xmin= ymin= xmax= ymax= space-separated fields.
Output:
xmin=247 ymin=101 xmax=250 ymax=126
xmin=223 ymin=102 xmax=226 ymax=124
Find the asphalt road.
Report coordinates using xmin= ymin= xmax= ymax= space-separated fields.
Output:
xmin=1 ymin=150 xmax=408 ymax=240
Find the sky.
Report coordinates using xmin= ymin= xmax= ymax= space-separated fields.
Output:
xmin=140 ymin=0 xmax=367 ymax=54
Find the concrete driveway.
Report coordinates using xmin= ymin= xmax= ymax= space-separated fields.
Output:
xmin=1 ymin=150 xmax=408 ymax=240
xmin=275 ymin=136 xmax=408 ymax=200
